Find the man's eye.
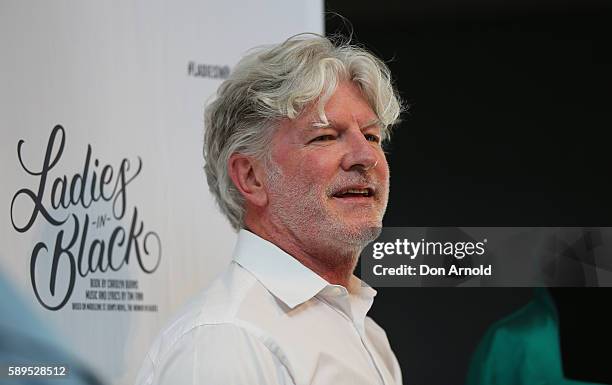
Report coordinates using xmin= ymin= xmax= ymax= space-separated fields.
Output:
xmin=365 ymin=134 xmax=381 ymax=143
xmin=312 ymin=135 xmax=336 ymax=142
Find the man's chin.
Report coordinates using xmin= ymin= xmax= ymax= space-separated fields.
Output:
xmin=330 ymin=220 xmax=382 ymax=248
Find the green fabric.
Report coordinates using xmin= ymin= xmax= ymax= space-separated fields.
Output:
xmin=466 ymin=289 xmax=603 ymax=385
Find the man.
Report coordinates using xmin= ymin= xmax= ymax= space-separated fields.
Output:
xmin=136 ymin=34 xmax=403 ymax=385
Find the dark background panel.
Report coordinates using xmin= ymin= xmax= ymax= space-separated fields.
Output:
xmin=368 ymin=287 xmax=533 ymax=385
xmin=326 ymin=1 xmax=612 ymax=384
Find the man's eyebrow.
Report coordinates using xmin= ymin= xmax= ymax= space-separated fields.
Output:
xmin=308 ymin=120 xmax=333 ymax=130
xmin=308 ymin=118 xmax=382 ymax=130
xmin=360 ymin=118 xmax=383 ymax=130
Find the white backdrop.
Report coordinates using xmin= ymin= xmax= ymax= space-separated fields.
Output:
xmin=0 ymin=1 xmax=323 ymax=384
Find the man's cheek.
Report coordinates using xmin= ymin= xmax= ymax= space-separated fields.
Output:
xmin=297 ymin=167 xmax=326 ymax=188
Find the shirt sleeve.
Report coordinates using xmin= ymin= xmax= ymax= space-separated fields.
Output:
xmin=150 ymin=323 xmax=294 ymax=385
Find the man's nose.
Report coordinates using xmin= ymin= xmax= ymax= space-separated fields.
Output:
xmin=340 ymin=129 xmax=379 ymax=172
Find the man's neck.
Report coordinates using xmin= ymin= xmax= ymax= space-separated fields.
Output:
xmin=244 ymin=220 xmax=359 ymax=288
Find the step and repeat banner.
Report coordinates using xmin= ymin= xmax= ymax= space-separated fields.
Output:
xmin=0 ymin=1 xmax=323 ymax=384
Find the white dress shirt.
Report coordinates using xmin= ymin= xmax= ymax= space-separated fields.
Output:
xmin=136 ymin=229 xmax=402 ymax=385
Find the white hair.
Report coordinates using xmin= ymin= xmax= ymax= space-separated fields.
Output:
xmin=203 ymin=33 xmax=403 ymax=230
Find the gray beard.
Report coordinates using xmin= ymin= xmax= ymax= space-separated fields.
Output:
xmin=265 ymin=160 xmax=385 ymax=264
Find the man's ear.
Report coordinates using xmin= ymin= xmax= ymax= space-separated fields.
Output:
xmin=227 ymin=153 xmax=268 ymax=207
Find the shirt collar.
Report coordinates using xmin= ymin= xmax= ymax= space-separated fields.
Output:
xmin=232 ymin=229 xmax=376 ymax=309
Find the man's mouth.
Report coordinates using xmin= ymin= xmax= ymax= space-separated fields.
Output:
xmin=332 ymin=187 xmax=375 ymax=199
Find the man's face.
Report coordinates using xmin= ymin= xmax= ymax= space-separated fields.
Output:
xmin=265 ymin=81 xmax=390 ymax=258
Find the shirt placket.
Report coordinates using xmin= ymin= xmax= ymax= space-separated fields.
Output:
xmin=318 ymin=287 xmax=389 ymax=385
xmin=350 ymin=295 xmax=396 ymax=385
